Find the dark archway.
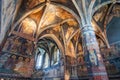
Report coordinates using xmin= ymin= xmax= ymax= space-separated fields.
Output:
xmin=33 ymin=38 xmax=64 ymax=78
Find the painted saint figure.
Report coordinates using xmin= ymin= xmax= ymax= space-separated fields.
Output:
xmin=18 ymin=58 xmax=30 ymax=76
xmin=85 ymin=49 xmax=98 ymax=67
xmin=14 ymin=57 xmax=24 ymax=71
xmin=3 ymin=55 xmax=16 ymax=70
xmin=89 ymin=49 xmax=98 ymax=66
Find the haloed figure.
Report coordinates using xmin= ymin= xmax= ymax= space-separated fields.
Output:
xmin=3 ymin=55 xmax=16 ymax=70
xmin=89 ymin=49 xmax=98 ymax=66
xmin=14 ymin=57 xmax=24 ymax=71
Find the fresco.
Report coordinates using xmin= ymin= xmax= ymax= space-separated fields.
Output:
xmin=20 ymin=18 xmax=37 ymax=37
xmin=100 ymin=42 xmax=120 ymax=75
xmin=2 ymin=36 xmax=34 ymax=56
xmin=0 ymin=53 xmax=34 ymax=77
xmin=0 ymin=34 xmax=35 ymax=76
xmin=0 ymin=0 xmax=19 ymax=44
xmin=0 ymin=52 xmax=11 ymax=68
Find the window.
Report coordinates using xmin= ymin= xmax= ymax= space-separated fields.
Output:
xmin=35 ymin=48 xmax=45 ymax=70
xmin=51 ymin=46 xmax=60 ymax=66
xmin=43 ymin=53 xmax=49 ymax=68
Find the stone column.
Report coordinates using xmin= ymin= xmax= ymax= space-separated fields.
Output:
xmin=81 ymin=25 xmax=108 ymax=80
xmin=64 ymin=56 xmax=71 ymax=80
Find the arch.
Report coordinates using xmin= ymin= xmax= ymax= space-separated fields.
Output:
xmin=38 ymin=18 xmax=76 ymax=35
xmin=94 ymin=1 xmax=120 ymax=44
xmin=50 ymin=2 xmax=81 ymax=27
xmin=67 ymin=28 xmax=108 ymax=48
xmin=10 ymin=2 xmax=81 ymax=35
xmin=104 ymin=4 xmax=120 ymax=33
xmin=95 ymin=32 xmax=107 ymax=46
xmin=67 ymin=29 xmax=80 ymax=44
xmin=39 ymin=34 xmax=64 ymax=57
xmin=106 ymin=17 xmax=120 ymax=44
xmin=91 ymin=1 xmax=120 ymax=48
xmin=10 ymin=3 xmax=46 ymax=35
xmin=93 ymin=1 xmax=120 ymax=16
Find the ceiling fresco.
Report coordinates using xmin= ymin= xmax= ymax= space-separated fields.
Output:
xmin=0 ymin=0 xmax=120 ymax=79
xmin=0 ymin=0 xmax=81 ymax=77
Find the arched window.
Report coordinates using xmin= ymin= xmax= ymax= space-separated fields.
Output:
xmin=51 ymin=46 xmax=60 ymax=66
xmin=35 ymin=48 xmax=45 ymax=70
xmin=35 ymin=38 xmax=61 ymax=70
xmin=43 ymin=52 xmax=50 ymax=69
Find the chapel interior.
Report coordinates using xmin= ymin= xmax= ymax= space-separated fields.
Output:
xmin=0 ymin=0 xmax=120 ymax=80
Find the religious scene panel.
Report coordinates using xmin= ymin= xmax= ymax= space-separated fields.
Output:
xmin=2 ymin=35 xmax=34 ymax=56
xmin=100 ymin=42 xmax=120 ymax=76
xmin=0 ymin=52 xmax=34 ymax=77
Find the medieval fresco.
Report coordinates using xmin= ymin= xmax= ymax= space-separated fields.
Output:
xmin=1 ymin=0 xmax=120 ymax=79
xmin=76 ymin=41 xmax=88 ymax=77
xmin=0 ymin=53 xmax=11 ymax=68
xmin=0 ymin=53 xmax=34 ymax=77
xmin=2 ymin=36 xmax=34 ymax=56
xmin=25 ymin=0 xmax=45 ymax=9
xmin=100 ymin=42 xmax=120 ymax=75
xmin=0 ymin=35 xmax=34 ymax=77
xmin=19 ymin=18 xmax=37 ymax=37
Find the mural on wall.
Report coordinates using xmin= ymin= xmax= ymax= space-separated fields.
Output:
xmin=82 ymin=30 xmax=100 ymax=67
xmin=0 ymin=53 xmax=34 ymax=77
xmin=1 ymin=35 xmax=34 ymax=77
xmin=13 ymin=57 xmax=34 ymax=77
xmin=100 ymin=43 xmax=120 ymax=75
xmin=0 ymin=52 xmax=11 ymax=68
xmin=77 ymin=43 xmax=84 ymax=64
xmin=76 ymin=41 xmax=88 ymax=77
xmin=87 ymin=49 xmax=98 ymax=66
xmin=65 ymin=27 xmax=74 ymax=41
xmin=66 ymin=41 xmax=76 ymax=58
xmin=83 ymin=31 xmax=96 ymax=48
xmin=0 ymin=0 xmax=19 ymax=44
xmin=2 ymin=36 xmax=34 ymax=56
xmin=97 ymin=38 xmax=104 ymax=47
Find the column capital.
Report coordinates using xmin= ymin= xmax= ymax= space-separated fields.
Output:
xmin=81 ymin=24 xmax=94 ymax=32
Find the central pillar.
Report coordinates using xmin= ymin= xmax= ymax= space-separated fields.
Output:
xmin=81 ymin=25 xmax=108 ymax=80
